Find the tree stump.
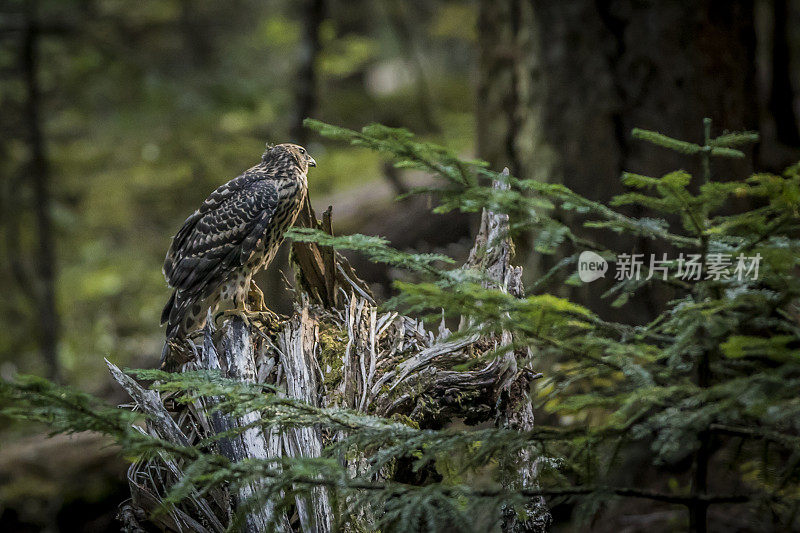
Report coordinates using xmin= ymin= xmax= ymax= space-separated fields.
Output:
xmin=111 ymin=171 xmax=551 ymax=532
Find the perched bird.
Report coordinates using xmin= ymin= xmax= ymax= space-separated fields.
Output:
xmin=160 ymin=143 xmax=315 ymax=367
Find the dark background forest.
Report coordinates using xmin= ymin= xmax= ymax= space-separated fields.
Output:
xmin=1 ymin=0 xmax=799 ymax=531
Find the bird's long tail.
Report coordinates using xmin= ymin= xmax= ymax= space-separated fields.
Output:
xmin=160 ymin=289 xmax=188 ymax=370
xmin=160 ymin=289 xmax=213 ymax=370
xmin=161 ymin=290 xmax=176 ymax=327
xmin=160 ymin=340 xmax=174 ymax=370
xmin=161 ymin=290 xmax=182 ymax=336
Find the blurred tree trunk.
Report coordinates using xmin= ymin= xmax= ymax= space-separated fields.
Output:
xmin=292 ymin=0 xmax=325 ymax=145
xmin=383 ymin=1 xmax=440 ymax=133
xmin=23 ymin=2 xmax=61 ymax=381
xmin=180 ymin=0 xmax=212 ymax=67
xmin=769 ymin=0 xmax=800 ymax=146
xmin=477 ymin=0 xmax=758 ymax=320
xmin=478 ymin=0 xmax=758 ymax=195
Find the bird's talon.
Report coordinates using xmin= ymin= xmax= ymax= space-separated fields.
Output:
xmin=214 ymin=307 xmax=284 ymax=334
xmin=247 ymin=281 xmax=267 ymax=312
xmin=215 ymin=308 xmax=253 ymax=329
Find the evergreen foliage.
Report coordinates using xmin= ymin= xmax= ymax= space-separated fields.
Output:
xmin=2 ymin=118 xmax=800 ymax=531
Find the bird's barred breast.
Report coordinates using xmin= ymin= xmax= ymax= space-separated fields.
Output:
xmin=216 ymin=177 xmax=306 ymax=310
xmin=250 ymin=177 xmax=306 ymax=269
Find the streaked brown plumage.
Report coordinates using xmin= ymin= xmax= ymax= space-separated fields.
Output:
xmin=160 ymin=143 xmax=315 ymax=365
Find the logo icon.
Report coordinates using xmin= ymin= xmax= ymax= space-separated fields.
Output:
xmin=578 ymin=251 xmax=608 ymax=283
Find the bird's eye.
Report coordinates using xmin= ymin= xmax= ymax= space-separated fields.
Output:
xmin=299 ymin=147 xmax=306 ymax=154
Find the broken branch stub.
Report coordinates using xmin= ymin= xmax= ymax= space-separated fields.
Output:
xmin=291 ymin=196 xmax=373 ymax=308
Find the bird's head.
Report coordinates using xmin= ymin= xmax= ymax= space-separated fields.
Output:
xmin=263 ymin=143 xmax=317 ymax=174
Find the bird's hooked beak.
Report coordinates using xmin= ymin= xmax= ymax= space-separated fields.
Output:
xmin=307 ymin=156 xmax=317 ymax=168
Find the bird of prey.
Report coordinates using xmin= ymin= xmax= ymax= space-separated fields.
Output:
xmin=160 ymin=143 xmax=316 ymax=366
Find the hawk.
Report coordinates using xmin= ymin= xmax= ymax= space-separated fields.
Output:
xmin=160 ymin=143 xmax=315 ymax=366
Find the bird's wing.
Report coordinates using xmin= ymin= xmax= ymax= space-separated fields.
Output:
xmin=162 ymin=178 xmax=280 ymax=298
xmin=163 ymin=172 xmax=256 ymax=281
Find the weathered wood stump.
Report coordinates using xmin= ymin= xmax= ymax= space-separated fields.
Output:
xmin=111 ymin=171 xmax=551 ymax=532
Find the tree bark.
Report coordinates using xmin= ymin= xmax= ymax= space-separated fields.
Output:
xmin=275 ymin=308 xmax=333 ymax=533
xmin=477 ymin=0 xmax=758 ymax=323
xmin=200 ymin=319 xmax=290 ymax=533
xmin=478 ymin=0 xmax=758 ymax=192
